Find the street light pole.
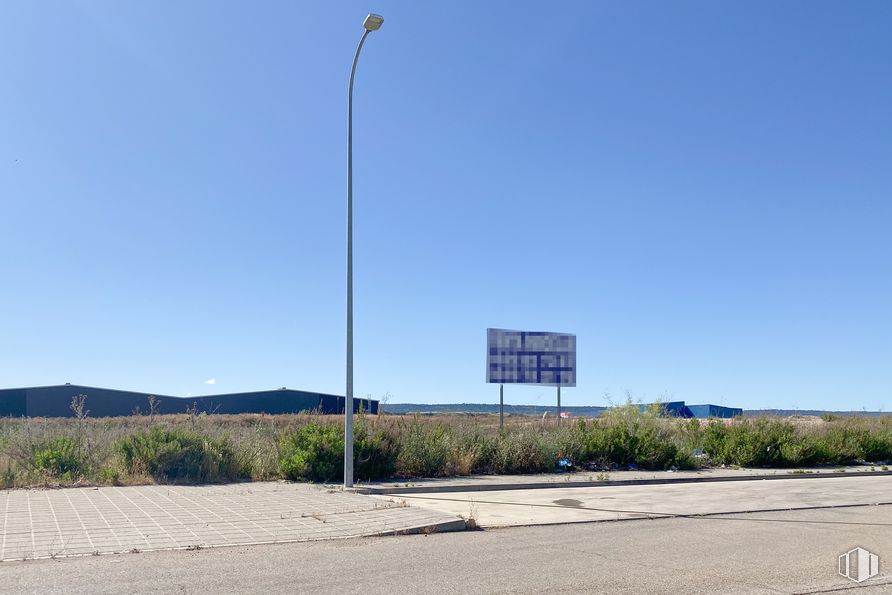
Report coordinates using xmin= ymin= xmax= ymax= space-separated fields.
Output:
xmin=345 ymin=13 xmax=383 ymax=489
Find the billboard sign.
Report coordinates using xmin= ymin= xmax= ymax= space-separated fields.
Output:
xmin=486 ymin=328 xmax=576 ymax=386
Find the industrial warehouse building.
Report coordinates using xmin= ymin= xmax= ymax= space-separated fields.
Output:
xmin=638 ymin=401 xmax=742 ymax=419
xmin=0 ymin=384 xmax=378 ymax=417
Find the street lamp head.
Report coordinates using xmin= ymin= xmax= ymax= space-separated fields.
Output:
xmin=363 ymin=13 xmax=384 ymax=32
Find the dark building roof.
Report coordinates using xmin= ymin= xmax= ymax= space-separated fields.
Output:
xmin=0 ymin=384 xmax=377 ymax=417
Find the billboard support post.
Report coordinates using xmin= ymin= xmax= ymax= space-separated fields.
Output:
xmin=499 ymin=384 xmax=504 ymax=430
xmin=557 ymin=386 xmax=561 ymax=426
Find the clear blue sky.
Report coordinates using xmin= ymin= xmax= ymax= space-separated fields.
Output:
xmin=2 ymin=2 xmax=890 ymax=411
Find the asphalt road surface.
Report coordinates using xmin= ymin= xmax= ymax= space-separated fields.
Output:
xmin=5 ymin=504 xmax=892 ymax=594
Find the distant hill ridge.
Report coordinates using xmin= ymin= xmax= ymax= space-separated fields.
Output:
xmin=383 ymin=403 xmax=606 ymax=416
xmin=383 ymin=403 xmax=887 ymax=417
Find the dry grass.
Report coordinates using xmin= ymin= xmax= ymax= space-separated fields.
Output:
xmin=2 ymin=410 xmax=891 ymax=488
xmin=0 ymin=412 xmax=593 ymax=487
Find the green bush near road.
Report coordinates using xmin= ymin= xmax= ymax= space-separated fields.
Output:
xmin=31 ymin=436 xmax=86 ymax=479
xmin=116 ymin=427 xmax=247 ymax=483
xmin=582 ymin=412 xmax=689 ymax=470
xmin=489 ymin=428 xmax=555 ymax=474
xmin=279 ymin=422 xmax=343 ymax=482
xmin=702 ymin=419 xmax=794 ymax=467
xmin=278 ymin=419 xmax=397 ymax=483
xmin=353 ymin=417 xmax=398 ymax=481
xmin=394 ymin=419 xmax=452 ymax=477
xmin=702 ymin=417 xmax=892 ymax=467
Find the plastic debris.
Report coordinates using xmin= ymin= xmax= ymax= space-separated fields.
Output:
xmin=556 ymin=458 xmax=574 ymax=472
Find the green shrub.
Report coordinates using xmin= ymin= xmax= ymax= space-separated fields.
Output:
xmin=354 ymin=418 xmax=397 ymax=481
xmin=279 ymin=422 xmax=344 ymax=482
xmin=701 ymin=421 xmax=725 ymax=461
xmin=635 ymin=430 xmax=683 ymax=469
xmin=817 ymin=423 xmax=892 ymax=464
xmin=278 ymin=420 xmax=397 ymax=482
xmin=703 ymin=419 xmax=798 ymax=467
xmin=819 ymin=429 xmax=865 ymax=465
xmin=860 ymin=431 xmax=892 ymax=462
xmin=2 ymin=466 xmax=15 ymax=488
xmin=116 ymin=427 xmax=246 ymax=483
xmin=551 ymin=424 xmax=588 ymax=465
xmin=395 ymin=418 xmax=450 ymax=477
xmin=703 ymin=419 xmax=892 ymax=467
xmin=449 ymin=440 xmax=494 ymax=475
xmin=586 ymin=422 xmax=639 ymax=467
xmin=32 ymin=436 xmax=85 ymax=478
xmin=581 ymin=407 xmax=693 ymax=470
xmin=99 ymin=466 xmax=122 ymax=485
xmin=491 ymin=428 xmax=555 ymax=474
xmin=777 ymin=435 xmax=820 ymax=466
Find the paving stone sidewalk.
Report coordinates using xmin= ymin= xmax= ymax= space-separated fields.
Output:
xmin=0 ymin=482 xmax=464 ymax=562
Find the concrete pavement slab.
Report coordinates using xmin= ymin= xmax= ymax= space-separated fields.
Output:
xmin=377 ymin=475 xmax=892 ymax=527
xmin=0 ymin=482 xmax=464 ymax=562
xmin=356 ymin=464 xmax=892 ymax=494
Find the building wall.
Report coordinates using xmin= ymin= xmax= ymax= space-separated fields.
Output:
xmin=0 ymin=385 xmax=377 ymax=418
xmin=638 ymin=401 xmax=689 ymax=416
xmin=638 ymin=401 xmax=742 ymax=419
xmin=0 ymin=389 xmax=26 ymax=416
xmin=686 ymin=404 xmax=742 ymax=419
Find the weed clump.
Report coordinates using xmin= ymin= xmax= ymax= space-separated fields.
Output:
xmin=32 ymin=436 xmax=86 ymax=479
xmin=279 ymin=419 xmax=396 ymax=483
xmin=490 ymin=428 xmax=555 ymax=474
xmin=702 ymin=419 xmax=794 ymax=467
xmin=701 ymin=418 xmax=892 ymax=467
xmin=116 ymin=427 xmax=246 ymax=483
xmin=580 ymin=405 xmax=694 ymax=470
xmin=353 ymin=417 xmax=397 ymax=481
xmin=394 ymin=418 xmax=450 ymax=477
xmin=279 ymin=422 xmax=343 ymax=482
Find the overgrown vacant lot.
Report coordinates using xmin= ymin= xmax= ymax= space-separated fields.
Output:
xmin=2 ymin=406 xmax=891 ymax=488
